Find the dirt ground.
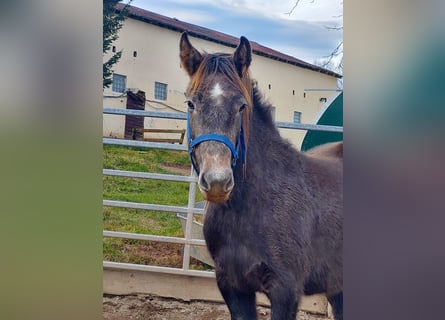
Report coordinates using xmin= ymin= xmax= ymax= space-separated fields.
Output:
xmin=103 ymin=294 xmax=333 ymax=320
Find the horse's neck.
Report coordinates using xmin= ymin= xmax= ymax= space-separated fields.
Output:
xmin=233 ymin=101 xmax=305 ymax=182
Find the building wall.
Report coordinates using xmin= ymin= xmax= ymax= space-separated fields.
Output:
xmin=103 ymin=17 xmax=338 ymax=148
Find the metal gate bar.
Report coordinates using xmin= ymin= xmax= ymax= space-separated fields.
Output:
xmin=103 ymin=199 xmax=205 ymax=215
xmin=103 ymin=230 xmax=206 ymax=246
xmin=103 ymin=169 xmax=197 ymax=183
xmin=103 ymin=107 xmax=343 ymax=132
xmin=104 ymin=261 xmax=215 ymax=278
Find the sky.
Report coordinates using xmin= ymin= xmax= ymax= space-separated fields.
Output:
xmin=128 ymin=0 xmax=343 ymax=70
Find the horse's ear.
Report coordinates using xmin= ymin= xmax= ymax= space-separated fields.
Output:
xmin=233 ymin=36 xmax=252 ymax=78
xmin=179 ymin=32 xmax=203 ymax=77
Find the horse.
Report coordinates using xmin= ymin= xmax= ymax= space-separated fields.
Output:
xmin=179 ymin=32 xmax=343 ymax=320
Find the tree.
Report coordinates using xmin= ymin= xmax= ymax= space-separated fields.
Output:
xmin=314 ymin=55 xmax=343 ymax=89
xmin=287 ymin=1 xmax=343 ymax=76
xmin=103 ymin=0 xmax=132 ymax=89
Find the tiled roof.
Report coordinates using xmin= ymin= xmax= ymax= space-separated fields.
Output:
xmin=116 ymin=4 xmax=342 ymax=78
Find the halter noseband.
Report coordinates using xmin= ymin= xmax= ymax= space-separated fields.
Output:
xmin=187 ymin=110 xmax=246 ymax=175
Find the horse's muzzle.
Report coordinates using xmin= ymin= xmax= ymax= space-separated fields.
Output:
xmin=198 ymin=168 xmax=234 ymax=203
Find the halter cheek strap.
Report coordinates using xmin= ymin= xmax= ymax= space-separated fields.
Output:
xmin=187 ymin=111 xmax=246 ymax=175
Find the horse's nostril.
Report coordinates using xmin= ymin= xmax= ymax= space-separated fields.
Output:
xmin=198 ymin=173 xmax=210 ymax=191
xmin=199 ymin=169 xmax=233 ymax=193
xmin=223 ymin=177 xmax=234 ymax=192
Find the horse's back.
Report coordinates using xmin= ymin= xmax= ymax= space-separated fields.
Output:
xmin=305 ymin=141 xmax=343 ymax=160
xmin=303 ymin=141 xmax=343 ymax=188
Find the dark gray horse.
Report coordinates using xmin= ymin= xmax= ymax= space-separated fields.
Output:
xmin=180 ymin=32 xmax=343 ymax=320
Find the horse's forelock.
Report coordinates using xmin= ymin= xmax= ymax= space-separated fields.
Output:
xmin=187 ymin=53 xmax=252 ymax=146
xmin=189 ymin=55 xmax=251 ymax=101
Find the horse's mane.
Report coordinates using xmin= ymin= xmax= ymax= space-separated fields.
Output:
xmin=251 ymin=85 xmax=275 ymax=126
xmin=249 ymin=85 xmax=309 ymax=167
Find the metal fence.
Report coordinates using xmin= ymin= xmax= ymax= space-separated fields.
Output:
xmin=102 ymin=107 xmax=343 ymax=279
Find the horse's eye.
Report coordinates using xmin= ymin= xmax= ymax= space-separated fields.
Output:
xmin=239 ymin=104 xmax=247 ymax=112
xmin=187 ymin=100 xmax=195 ymax=110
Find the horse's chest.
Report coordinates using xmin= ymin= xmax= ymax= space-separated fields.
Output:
xmin=205 ymin=217 xmax=255 ymax=259
xmin=204 ymin=212 xmax=266 ymax=289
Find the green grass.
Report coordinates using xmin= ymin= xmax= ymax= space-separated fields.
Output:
xmin=103 ymin=145 xmax=190 ymax=173
xmin=103 ymin=176 xmax=191 ymax=205
xmin=103 ymin=207 xmax=183 ymax=236
xmin=103 ymin=145 xmax=205 ymax=267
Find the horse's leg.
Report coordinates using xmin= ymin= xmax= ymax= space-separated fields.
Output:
xmin=216 ymin=273 xmax=258 ymax=320
xmin=267 ymin=284 xmax=299 ymax=320
xmin=220 ymin=288 xmax=258 ymax=320
xmin=327 ymin=292 xmax=343 ymax=320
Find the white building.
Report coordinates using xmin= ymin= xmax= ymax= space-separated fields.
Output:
xmin=103 ymin=4 xmax=342 ymax=147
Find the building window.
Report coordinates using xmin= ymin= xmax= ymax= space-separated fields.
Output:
xmin=154 ymin=82 xmax=168 ymax=100
xmin=293 ymin=111 xmax=301 ymax=123
xmin=112 ymin=74 xmax=126 ymax=93
xmin=270 ymin=107 xmax=276 ymax=121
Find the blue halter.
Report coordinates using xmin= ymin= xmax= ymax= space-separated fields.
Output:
xmin=187 ymin=110 xmax=246 ymax=175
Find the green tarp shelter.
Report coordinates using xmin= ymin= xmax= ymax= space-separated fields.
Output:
xmin=301 ymin=92 xmax=343 ymax=151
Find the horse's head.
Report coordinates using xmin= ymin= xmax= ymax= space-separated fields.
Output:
xmin=180 ymin=32 xmax=252 ymax=203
